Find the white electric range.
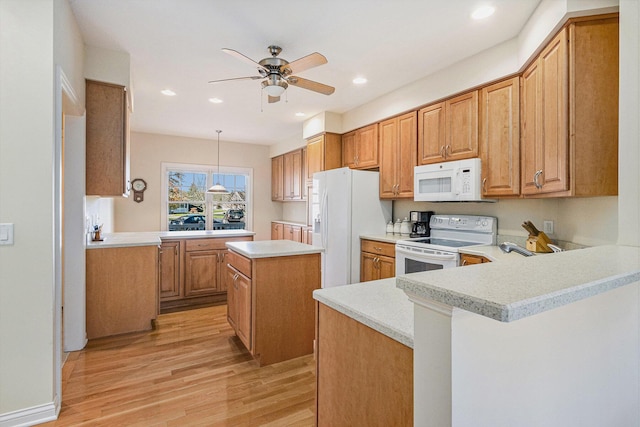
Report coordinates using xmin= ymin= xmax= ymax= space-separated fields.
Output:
xmin=395 ymin=214 xmax=497 ymax=275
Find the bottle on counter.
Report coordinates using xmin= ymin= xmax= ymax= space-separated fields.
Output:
xmin=393 ymin=218 xmax=402 ymax=234
xmin=386 ymin=220 xmax=394 ymax=234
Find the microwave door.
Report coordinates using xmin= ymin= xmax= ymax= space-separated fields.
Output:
xmin=415 ymin=169 xmax=454 ymax=201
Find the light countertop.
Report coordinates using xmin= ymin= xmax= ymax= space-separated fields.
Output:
xmin=360 ymin=233 xmax=413 ymax=244
xmin=87 ymin=230 xmax=255 ymax=249
xmin=313 ymin=278 xmax=414 ymax=348
xmin=226 ymin=240 xmax=322 ymax=259
xmin=397 ymin=245 xmax=640 ymax=322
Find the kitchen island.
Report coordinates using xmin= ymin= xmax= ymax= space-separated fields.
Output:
xmin=226 ymin=240 xmax=322 ymax=366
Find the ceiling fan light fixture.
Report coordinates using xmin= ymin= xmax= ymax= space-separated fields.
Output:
xmin=262 ymin=79 xmax=288 ymax=97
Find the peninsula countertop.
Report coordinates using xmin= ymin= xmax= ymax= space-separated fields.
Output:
xmin=86 ymin=229 xmax=256 ymax=249
xmin=226 ymin=239 xmax=322 ymax=259
xmin=397 ymin=245 xmax=640 ymax=322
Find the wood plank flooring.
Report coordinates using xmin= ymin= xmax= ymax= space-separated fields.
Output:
xmin=42 ymin=305 xmax=316 ymax=426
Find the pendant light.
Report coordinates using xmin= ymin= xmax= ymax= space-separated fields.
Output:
xmin=207 ymin=130 xmax=229 ymax=194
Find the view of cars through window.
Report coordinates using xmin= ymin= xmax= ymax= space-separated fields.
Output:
xmin=167 ymin=169 xmax=247 ymax=231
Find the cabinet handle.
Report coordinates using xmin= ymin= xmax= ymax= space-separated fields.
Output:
xmin=533 ymin=170 xmax=543 ymax=189
xmin=373 ymin=257 xmax=379 ymax=269
xmin=445 ymin=145 xmax=451 ymax=157
xmin=440 ymin=145 xmax=446 ymax=158
xmin=174 ymin=246 xmax=178 ymax=256
xmin=482 ymin=178 xmax=487 ymax=193
xmin=374 ymin=246 xmax=382 ymax=252
xmin=462 ymin=259 xmax=468 ymax=266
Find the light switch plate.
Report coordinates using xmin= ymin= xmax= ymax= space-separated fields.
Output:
xmin=0 ymin=223 xmax=14 ymax=245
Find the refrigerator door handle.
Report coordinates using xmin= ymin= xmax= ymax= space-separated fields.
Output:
xmin=321 ymin=190 xmax=329 ymax=249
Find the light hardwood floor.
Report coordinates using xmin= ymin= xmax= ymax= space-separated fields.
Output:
xmin=42 ymin=305 xmax=316 ymax=426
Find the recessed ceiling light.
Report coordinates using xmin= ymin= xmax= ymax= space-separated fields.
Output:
xmin=161 ymin=89 xmax=176 ymax=96
xmin=353 ymin=77 xmax=367 ymax=85
xmin=209 ymin=97 xmax=223 ymax=104
xmin=295 ymin=112 xmax=306 ymax=117
xmin=472 ymin=5 xmax=495 ymax=20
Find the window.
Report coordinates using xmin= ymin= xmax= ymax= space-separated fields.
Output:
xmin=162 ymin=163 xmax=252 ymax=232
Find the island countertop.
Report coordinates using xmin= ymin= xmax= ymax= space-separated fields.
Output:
xmin=313 ymin=278 xmax=414 ymax=348
xmin=226 ymin=240 xmax=322 ymax=259
xmin=397 ymin=245 xmax=640 ymax=322
xmin=87 ymin=230 xmax=256 ymax=249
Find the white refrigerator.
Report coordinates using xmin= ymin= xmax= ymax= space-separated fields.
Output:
xmin=311 ymin=167 xmax=392 ymax=288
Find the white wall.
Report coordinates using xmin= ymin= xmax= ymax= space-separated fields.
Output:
xmin=0 ymin=0 xmax=56 ymax=416
xmin=113 ymin=132 xmax=279 ymax=240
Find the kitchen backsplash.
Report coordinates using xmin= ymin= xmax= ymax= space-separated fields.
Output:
xmin=85 ymin=196 xmax=114 ymax=235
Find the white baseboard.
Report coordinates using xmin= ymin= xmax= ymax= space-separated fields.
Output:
xmin=0 ymin=395 xmax=59 ymax=427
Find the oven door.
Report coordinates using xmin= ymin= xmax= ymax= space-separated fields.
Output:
xmin=395 ymin=244 xmax=459 ymax=276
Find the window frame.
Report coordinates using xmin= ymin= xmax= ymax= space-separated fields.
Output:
xmin=161 ymin=162 xmax=253 ymax=232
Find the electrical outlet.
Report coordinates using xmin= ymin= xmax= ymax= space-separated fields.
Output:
xmin=543 ymin=220 xmax=554 ymax=235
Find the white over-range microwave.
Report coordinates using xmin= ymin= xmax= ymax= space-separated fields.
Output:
xmin=413 ymin=158 xmax=491 ymax=202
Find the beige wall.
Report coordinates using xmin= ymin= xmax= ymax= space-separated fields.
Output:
xmin=113 ymin=132 xmax=281 ymax=241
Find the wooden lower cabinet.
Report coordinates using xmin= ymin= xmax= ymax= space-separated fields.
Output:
xmin=159 ymin=236 xmax=252 ymax=313
xmin=360 ymin=239 xmax=396 ymax=282
xmin=226 ymin=249 xmax=321 ymax=366
xmin=316 ymin=303 xmax=413 ymax=426
xmin=460 ymin=253 xmax=491 ymax=266
xmin=86 ymin=245 xmax=158 ymax=339
xmin=271 ymin=221 xmax=306 ymax=243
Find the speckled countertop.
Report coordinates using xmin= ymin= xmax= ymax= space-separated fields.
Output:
xmin=87 ymin=230 xmax=255 ymax=249
xmin=226 ymin=239 xmax=322 ymax=259
xmin=313 ymin=278 xmax=414 ymax=348
xmin=397 ymin=245 xmax=640 ymax=322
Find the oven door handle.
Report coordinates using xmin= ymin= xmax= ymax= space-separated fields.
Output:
xmin=395 ymin=247 xmax=458 ymax=261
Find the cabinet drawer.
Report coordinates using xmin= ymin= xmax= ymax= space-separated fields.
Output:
xmin=185 ymin=236 xmax=251 ymax=252
xmin=226 ymin=250 xmax=252 ymax=278
xmin=361 ymin=239 xmax=396 ymax=258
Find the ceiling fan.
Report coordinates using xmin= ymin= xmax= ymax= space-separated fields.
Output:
xmin=209 ymin=45 xmax=335 ymax=103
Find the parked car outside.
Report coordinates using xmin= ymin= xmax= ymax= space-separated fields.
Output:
xmin=169 ymin=214 xmax=206 ymax=231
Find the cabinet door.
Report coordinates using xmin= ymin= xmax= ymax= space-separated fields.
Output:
xmin=538 ymin=28 xmax=569 ymax=194
xmin=377 ymin=255 xmax=396 ymax=280
xmin=283 ymin=224 xmax=302 ymax=242
xmin=235 ymin=270 xmax=252 ymax=351
xmin=271 ymin=222 xmax=284 ymax=240
xmin=283 ymin=149 xmax=303 ymax=200
xmin=306 ymin=135 xmax=324 ymax=181
xmin=355 ymin=124 xmax=379 ymax=169
xmin=445 ymin=90 xmax=478 ymax=160
xmin=271 ymin=155 xmax=284 ymax=201
xmin=521 ymin=28 xmax=569 ymax=196
xmin=480 ymin=77 xmax=520 ymax=197
xmin=379 ymin=118 xmax=398 ymax=198
xmin=159 ymin=240 xmax=181 ymax=301
xmin=342 ymin=131 xmax=356 ymax=168
xmin=226 ymin=265 xmax=238 ymax=330
xmin=184 ymin=250 xmax=221 ymax=296
xmin=396 ymin=112 xmax=417 ymax=198
xmin=417 ymin=102 xmax=446 ymax=164
xmin=86 ymin=80 xmax=129 ymax=196
xmin=360 ymin=252 xmax=378 ymax=282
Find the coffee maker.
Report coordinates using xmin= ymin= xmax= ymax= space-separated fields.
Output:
xmin=409 ymin=211 xmax=434 ymax=237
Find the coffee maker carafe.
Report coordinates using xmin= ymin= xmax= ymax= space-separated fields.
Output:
xmin=409 ymin=211 xmax=434 ymax=238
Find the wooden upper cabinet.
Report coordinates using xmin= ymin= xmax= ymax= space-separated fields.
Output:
xmin=479 ymin=77 xmax=520 ymax=197
xmin=283 ymin=149 xmax=303 ymax=200
xmin=271 ymin=155 xmax=284 ymax=201
xmin=342 ymin=124 xmax=379 ymax=169
xmin=445 ymin=90 xmax=479 ymax=160
xmin=85 ymin=79 xmax=130 ymax=196
xmin=417 ymin=102 xmax=446 ymax=164
xmin=520 ymin=16 xmax=618 ymax=197
xmin=379 ymin=112 xmax=417 ymax=199
xmin=306 ymin=133 xmax=342 ymax=181
xmin=418 ymin=90 xmax=478 ymax=165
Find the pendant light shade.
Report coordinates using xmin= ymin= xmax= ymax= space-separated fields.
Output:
xmin=207 ymin=130 xmax=229 ymax=194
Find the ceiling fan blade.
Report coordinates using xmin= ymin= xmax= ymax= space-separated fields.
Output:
xmin=268 ymin=95 xmax=280 ymax=104
xmin=280 ymin=52 xmax=327 ymax=75
xmin=208 ymin=76 xmax=263 ymax=84
xmin=222 ymin=48 xmax=268 ymax=72
xmin=287 ymin=76 xmax=335 ymax=95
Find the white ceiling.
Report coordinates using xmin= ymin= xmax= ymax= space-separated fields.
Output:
xmin=69 ymin=0 xmax=541 ymax=145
